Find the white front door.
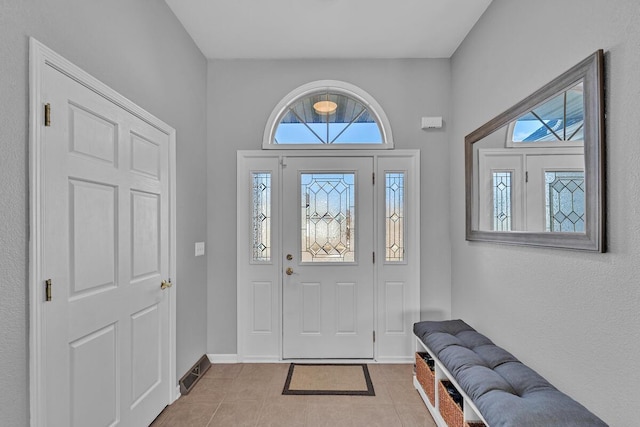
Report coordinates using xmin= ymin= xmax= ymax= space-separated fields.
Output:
xmin=282 ymin=157 xmax=374 ymax=359
xmin=37 ymin=50 xmax=174 ymax=426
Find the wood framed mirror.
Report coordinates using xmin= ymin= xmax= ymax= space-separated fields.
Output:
xmin=465 ymin=50 xmax=605 ymax=251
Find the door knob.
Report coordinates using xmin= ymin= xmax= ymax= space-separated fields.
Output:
xmin=285 ymin=267 xmax=294 ymax=276
xmin=161 ymin=279 xmax=173 ymax=290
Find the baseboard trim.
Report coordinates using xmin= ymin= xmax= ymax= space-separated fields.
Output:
xmin=208 ymin=354 xmax=281 ymax=363
xmin=207 ymin=354 xmax=239 ymax=364
xmin=207 ymin=354 xmax=413 ymax=364
xmin=239 ymin=355 xmax=282 ymax=363
xmin=375 ymin=356 xmax=414 ymax=364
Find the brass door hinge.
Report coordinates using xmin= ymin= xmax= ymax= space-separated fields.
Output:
xmin=373 ymin=331 xmax=376 ymax=342
xmin=372 ymin=172 xmax=375 ymax=185
xmin=44 ymin=103 xmax=51 ymax=127
xmin=372 ymin=252 xmax=375 ymax=264
xmin=45 ymin=279 xmax=52 ymax=301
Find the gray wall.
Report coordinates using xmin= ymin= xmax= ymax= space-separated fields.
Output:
xmin=450 ymin=0 xmax=640 ymax=425
xmin=0 ymin=1 xmax=207 ymax=425
xmin=207 ymin=59 xmax=452 ymax=353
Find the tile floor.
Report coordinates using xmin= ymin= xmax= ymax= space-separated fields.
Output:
xmin=150 ymin=363 xmax=437 ymax=427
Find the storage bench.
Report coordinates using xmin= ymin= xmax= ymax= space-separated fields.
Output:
xmin=413 ymin=320 xmax=607 ymax=427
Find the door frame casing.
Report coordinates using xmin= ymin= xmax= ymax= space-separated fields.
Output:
xmin=28 ymin=38 xmax=178 ymax=426
xmin=236 ymin=150 xmax=420 ymax=362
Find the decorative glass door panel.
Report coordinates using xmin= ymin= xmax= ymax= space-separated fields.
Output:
xmin=385 ymin=172 xmax=405 ymax=262
xmin=251 ymin=173 xmax=272 ymax=262
xmin=301 ymin=173 xmax=355 ymax=263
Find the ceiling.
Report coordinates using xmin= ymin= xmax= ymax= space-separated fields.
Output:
xmin=165 ymin=0 xmax=493 ymax=59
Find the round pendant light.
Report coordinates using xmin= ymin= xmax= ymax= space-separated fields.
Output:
xmin=313 ymin=100 xmax=338 ymax=115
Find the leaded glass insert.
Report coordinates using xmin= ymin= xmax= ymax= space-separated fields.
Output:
xmin=252 ymin=173 xmax=271 ymax=262
xmin=492 ymin=171 xmax=512 ymax=231
xmin=301 ymin=173 xmax=355 ymax=262
xmin=545 ymin=171 xmax=585 ymax=232
xmin=385 ymin=173 xmax=405 ymax=262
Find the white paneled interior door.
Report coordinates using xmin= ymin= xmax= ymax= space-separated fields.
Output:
xmin=32 ymin=41 xmax=175 ymax=427
xmin=282 ymin=157 xmax=374 ymax=359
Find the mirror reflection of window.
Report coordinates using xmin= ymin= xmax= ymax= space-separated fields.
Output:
xmin=545 ymin=171 xmax=585 ymax=232
xmin=507 ymin=81 xmax=585 ymax=148
xmin=492 ymin=171 xmax=513 ymax=231
xmin=479 ymin=150 xmax=584 ymax=233
xmin=477 ymin=81 xmax=588 ymax=234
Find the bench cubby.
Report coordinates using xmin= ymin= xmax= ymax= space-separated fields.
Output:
xmin=414 ymin=339 xmax=486 ymax=427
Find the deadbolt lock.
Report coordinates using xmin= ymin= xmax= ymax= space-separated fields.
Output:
xmin=286 ymin=254 xmax=293 ymax=261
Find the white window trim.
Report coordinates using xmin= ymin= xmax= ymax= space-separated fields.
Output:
xmin=262 ymin=80 xmax=394 ymax=150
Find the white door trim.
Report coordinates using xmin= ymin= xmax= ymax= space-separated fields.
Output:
xmin=28 ymin=38 xmax=178 ymax=426
xmin=236 ymin=150 xmax=420 ymax=363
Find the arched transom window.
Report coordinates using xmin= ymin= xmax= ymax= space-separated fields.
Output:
xmin=506 ymin=81 xmax=585 ymax=148
xmin=263 ymin=80 xmax=393 ymax=149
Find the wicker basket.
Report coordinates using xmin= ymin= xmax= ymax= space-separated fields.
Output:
xmin=438 ymin=380 xmax=464 ymax=427
xmin=415 ymin=352 xmax=435 ymax=405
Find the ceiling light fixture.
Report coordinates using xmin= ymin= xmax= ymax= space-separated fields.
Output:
xmin=313 ymin=100 xmax=338 ymax=115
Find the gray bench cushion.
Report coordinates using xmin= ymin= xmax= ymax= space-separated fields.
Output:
xmin=414 ymin=320 xmax=607 ymax=427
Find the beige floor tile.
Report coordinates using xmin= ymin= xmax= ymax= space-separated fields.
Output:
xmin=348 ymin=403 xmax=403 ymax=427
xmin=256 ymin=402 xmax=308 ymax=427
xmin=265 ymin=376 xmax=290 ymax=396
xmin=236 ymin=368 xmax=287 ymax=385
xmin=181 ymin=378 xmax=232 ymax=404
xmin=395 ymin=403 xmax=438 ymax=427
xmin=306 ymin=403 xmax=355 ymax=427
xmin=238 ymin=362 xmax=289 ymax=377
xmin=378 ymin=364 xmax=415 ymax=380
xmin=223 ymin=377 xmax=271 ymax=402
xmin=155 ymin=400 xmax=219 ymax=427
xmin=385 ymin=380 xmax=425 ymax=406
xmin=207 ymin=400 xmax=262 ymax=427
xmin=205 ymin=363 xmax=244 ymax=379
xmin=262 ymin=393 xmax=314 ymax=405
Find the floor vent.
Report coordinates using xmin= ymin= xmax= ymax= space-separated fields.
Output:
xmin=179 ymin=355 xmax=211 ymax=395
